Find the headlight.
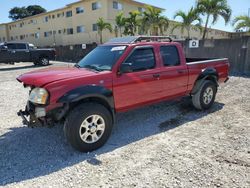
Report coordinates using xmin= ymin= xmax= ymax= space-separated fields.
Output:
xmin=29 ymin=88 xmax=49 ymax=105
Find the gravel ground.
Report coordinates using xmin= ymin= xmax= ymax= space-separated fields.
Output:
xmin=0 ymin=62 xmax=249 ymax=188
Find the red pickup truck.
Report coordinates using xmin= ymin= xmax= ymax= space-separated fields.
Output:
xmin=17 ymin=36 xmax=229 ymax=152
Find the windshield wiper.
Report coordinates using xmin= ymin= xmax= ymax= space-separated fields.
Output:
xmin=74 ymin=64 xmax=81 ymax=68
xmin=83 ymin=65 xmax=102 ymax=72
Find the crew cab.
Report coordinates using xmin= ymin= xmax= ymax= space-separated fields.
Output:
xmin=0 ymin=42 xmax=56 ymax=66
xmin=17 ymin=36 xmax=229 ymax=152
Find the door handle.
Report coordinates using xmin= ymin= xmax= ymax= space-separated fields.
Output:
xmin=153 ymin=74 xmax=160 ymax=78
xmin=177 ymin=70 xmax=185 ymax=74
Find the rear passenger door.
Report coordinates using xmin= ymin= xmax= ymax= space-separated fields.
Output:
xmin=113 ymin=46 xmax=163 ymax=110
xmin=160 ymin=45 xmax=188 ymax=97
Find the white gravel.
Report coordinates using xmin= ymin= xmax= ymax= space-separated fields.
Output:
xmin=0 ymin=62 xmax=249 ymax=188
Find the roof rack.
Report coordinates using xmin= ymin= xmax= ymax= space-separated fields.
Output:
xmin=133 ymin=36 xmax=173 ymax=43
xmin=106 ymin=35 xmax=172 ymax=44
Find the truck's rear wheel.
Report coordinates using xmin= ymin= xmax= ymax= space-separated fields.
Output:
xmin=39 ymin=57 xmax=49 ymax=66
xmin=192 ymin=80 xmax=217 ymax=110
xmin=64 ymin=103 xmax=113 ymax=152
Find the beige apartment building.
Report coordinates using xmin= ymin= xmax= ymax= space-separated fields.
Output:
xmin=0 ymin=0 xmax=230 ymax=47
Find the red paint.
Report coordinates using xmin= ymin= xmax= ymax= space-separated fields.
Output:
xmin=17 ymin=41 xmax=229 ymax=113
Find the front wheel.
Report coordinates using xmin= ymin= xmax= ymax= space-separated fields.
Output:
xmin=192 ymin=80 xmax=217 ymax=110
xmin=64 ymin=103 xmax=113 ymax=152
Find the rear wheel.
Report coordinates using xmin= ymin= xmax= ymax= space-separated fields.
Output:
xmin=64 ymin=103 xmax=113 ymax=152
xmin=192 ymin=80 xmax=217 ymax=110
xmin=38 ymin=57 xmax=49 ymax=66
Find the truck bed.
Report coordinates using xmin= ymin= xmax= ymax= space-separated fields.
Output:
xmin=186 ymin=57 xmax=228 ymax=64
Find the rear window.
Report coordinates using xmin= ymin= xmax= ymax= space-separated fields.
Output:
xmin=16 ymin=43 xmax=27 ymax=50
xmin=160 ymin=46 xmax=180 ymax=66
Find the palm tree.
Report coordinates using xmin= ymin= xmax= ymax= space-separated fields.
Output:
xmin=123 ymin=10 xmax=141 ymax=36
xmin=96 ymin=17 xmax=112 ymax=44
xmin=141 ymin=6 xmax=169 ymax=35
xmin=172 ymin=7 xmax=202 ymax=39
xmin=232 ymin=15 xmax=250 ymax=32
xmin=197 ymin=0 xmax=232 ymax=39
xmin=115 ymin=12 xmax=126 ymax=37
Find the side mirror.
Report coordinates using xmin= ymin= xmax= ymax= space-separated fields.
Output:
xmin=119 ymin=62 xmax=133 ymax=74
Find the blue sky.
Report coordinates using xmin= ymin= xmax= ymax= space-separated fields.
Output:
xmin=0 ymin=0 xmax=249 ymax=32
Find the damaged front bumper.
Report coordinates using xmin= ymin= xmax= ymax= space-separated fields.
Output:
xmin=17 ymin=102 xmax=47 ymax=127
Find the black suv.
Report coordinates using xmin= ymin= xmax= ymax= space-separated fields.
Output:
xmin=0 ymin=42 xmax=56 ymax=66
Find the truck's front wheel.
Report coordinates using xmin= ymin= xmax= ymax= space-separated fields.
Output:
xmin=192 ymin=80 xmax=217 ymax=110
xmin=64 ymin=103 xmax=113 ymax=152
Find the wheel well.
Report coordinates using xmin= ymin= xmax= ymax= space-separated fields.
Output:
xmin=39 ymin=55 xmax=49 ymax=59
xmin=68 ymin=97 xmax=115 ymax=122
xmin=191 ymin=74 xmax=218 ymax=95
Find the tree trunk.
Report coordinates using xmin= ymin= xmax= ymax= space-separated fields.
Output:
xmin=203 ymin=14 xmax=210 ymax=40
xmin=119 ymin=27 xmax=122 ymax=37
xmin=99 ymin=31 xmax=103 ymax=44
xmin=187 ymin=26 xmax=190 ymax=39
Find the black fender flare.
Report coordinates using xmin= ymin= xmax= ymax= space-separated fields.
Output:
xmin=57 ymin=85 xmax=115 ymax=119
xmin=191 ymin=68 xmax=218 ymax=95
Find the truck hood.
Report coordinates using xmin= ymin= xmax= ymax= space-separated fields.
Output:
xmin=17 ymin=66 xmax=99 ymax=87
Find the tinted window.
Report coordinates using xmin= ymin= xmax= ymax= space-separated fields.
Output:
xmin=124 ymin=48 xmax=155 ymax=72
xmin=160 ymin=46 xmax=180 ymax=66
xmin=7 ymin=44 xmax=16 ymax=49
xmin=16 ymin=43 xmax=27 ymax=50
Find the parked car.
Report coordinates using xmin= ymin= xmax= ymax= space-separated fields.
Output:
xmin=0 ymin=42 xmax=56 ymax=66
xmin=17 ymin=36 xmax=229 ymax=152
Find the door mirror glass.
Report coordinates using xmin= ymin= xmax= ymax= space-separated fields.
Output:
xmin=119 ymin=62 xmax=133 ymax=74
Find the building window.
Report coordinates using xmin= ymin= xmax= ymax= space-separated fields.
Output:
xmin=52 ymin=15 xmax=55 ymax=19
xmin=20 ymin=35 xmax=25 ymax=40
xmin=58 ymin=30 xmax=62 ymax=34
xmin=92 ymin=24 xmax=98 ymax=31
xmin=77 ymin=25 xmax=85 ymax=33
xmin=35 ymin=33 xmax=40 ymax=39
xmin=92 ymin=2 xmax=101 ymax=10
xmin=76 ymin=7 xmax=84 ymax=14
xmin=66 ymin=11 xmax=72 ymax=17
xmin=138 ymin=7 xmax=145 ymax=13
xmin=10 ymin=36 xmax=14 ymax=40
xmin=67 ymin=28 xmax=74 ymax=35
xmin=44 ymin=31 xmax=52 ymax=37
xmin=44 ymin=16 xmax=49 ymax=22
xmin=113 ymin=1 xmax=123 ymax=10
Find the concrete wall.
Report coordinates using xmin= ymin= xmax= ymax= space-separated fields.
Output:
xmin=178 ymin=37 xmax=250 ymax=74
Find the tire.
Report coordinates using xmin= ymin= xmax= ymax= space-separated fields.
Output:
xmin=64 ymin=102 xmax=113 ymax=152
xmin=38 ymin=57 xmax=49 ymax=66
xmin=192 ymin=80 xmax=217 ymax=110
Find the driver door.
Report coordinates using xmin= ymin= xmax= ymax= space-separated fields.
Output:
xmin=113 ymin=46 xmax=163 ymax=111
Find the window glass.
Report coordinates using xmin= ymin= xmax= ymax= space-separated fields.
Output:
xmin=92 ymin=24 xmax=98 ymax=31
xmin=160 ymin=46 xmax=180 ymax=66
xmin=16 ymin=43 xmax=27 ymax=50
xmin=7 ymin=43 xmax=16 ymax=49
xmin=77 ymin=45 xmax=126 ymax=71
xmin=66 ymin=11 xmax=72 ymax=17
xmin=113 ymin=1 xmax=123 ymax=10
xmin=77 ymin=26 xmax=85 ymax=33
xmin=92 ymin=2 xmax=101 ymax=10
xmin=124 ymin=48 xmax=155 ymax=72
xmin=76 ymin=7 xmax=84 ymax=14
xmin=67 ymin=28 xmax=74 ymax=35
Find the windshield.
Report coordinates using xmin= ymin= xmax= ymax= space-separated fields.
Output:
xmin=76 ymin=45 xmax=127 ymax=71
